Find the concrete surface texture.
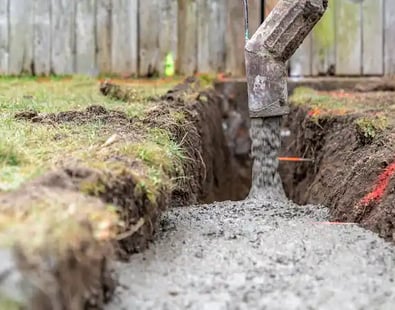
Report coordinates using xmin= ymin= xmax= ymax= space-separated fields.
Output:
xmin=107 ymin=199 xmax=395 ymax=310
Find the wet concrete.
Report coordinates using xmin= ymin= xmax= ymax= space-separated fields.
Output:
xmin=248 ymin=117 xmax=285 ymax=201
xmin=107 ymin=199 xmax=395 ymax=310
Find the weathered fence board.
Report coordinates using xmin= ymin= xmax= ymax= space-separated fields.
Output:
xmin=76 ymin=0 xmax=96 ymax=75
xmin=33 ymin=0 xmax=51 ymax=75
xmin=363 ymin=0 xmax=383 ymax=75
xmin=335 ymin=0 xmax=362 ymax=75
xmin=312 ymin=0 xmax=335 ymax=76
xmin=177 ymin=0 xmax=197 ymax=75
xmin=111 ymin=0 xmax=138 ymax=76
xmin=0 ymin=0 xmax=8 ymax=74
xmin=139 ymin=0 xmax=159 ymax=76
xmin=158 ymin=0 xmax=178 ymax=76
xmin=9 ymin=0 xmax=34 ymax=75
xmin=197 ymin=0 xmax=210 ymax=73
xmin=51 ymin=0 xmax=75 ymax=75
xmin=0 ymin=0 xmax=394 ymax=77
xmin=96 ymin=0 xmax=112 ymax=74
xmin=225 ymin=0 xmax=261 ymax=76
xmin=290 ymin=35 xmax=312 ymax=77
xmin=208 ymin=0 xmax=226 ymax=72
xmin=384 ymin=0 xmax=395 ymax=75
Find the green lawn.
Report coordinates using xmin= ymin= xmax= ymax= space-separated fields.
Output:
xmin=0 ymin=76 xmax=180 ymax=191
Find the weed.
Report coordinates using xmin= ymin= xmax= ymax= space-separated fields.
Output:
xmin=354 ymin=116 xmax=388 ymax=145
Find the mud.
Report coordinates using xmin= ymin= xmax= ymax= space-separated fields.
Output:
xmin=107 ymin=199 xmax=395 ymax=310
xmin=249 ymin=117 xmax=286 ymax=201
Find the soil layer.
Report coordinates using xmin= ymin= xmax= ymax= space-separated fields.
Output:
xmin=280 ymin=89 xmax=395 ymax=241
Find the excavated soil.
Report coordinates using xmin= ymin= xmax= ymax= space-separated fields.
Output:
xmin=0 ymin=78 xmax=245 ymax=308
xmin=280 ymin=91 xmax=395 ymax=241
xmin=216 ymin=79 xmax=395 ymax=241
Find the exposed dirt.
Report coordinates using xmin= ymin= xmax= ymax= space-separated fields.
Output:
xmin=15 ymin=105 xmax=130 ymax=126
xmin=0 ymin=182 xmax=116 ymax=309
xmin=280 ymin=91 xmax=395 ymax=242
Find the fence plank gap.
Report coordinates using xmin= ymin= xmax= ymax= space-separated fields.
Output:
xmin=335 ymin=0 xmax=362 ymax=76
xmin=111 ymin=0 xmax=138 ymax=76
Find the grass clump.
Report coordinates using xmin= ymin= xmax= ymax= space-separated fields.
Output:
xmin=0 ymin=191 xmax=119 ymax=254
xmin=0 ymin=141 xmax=24 ymax=166
xmin=291 ymin=87 xmax=346 ymax=111
xmin=354 ymin=116 xmax=388 ymax=145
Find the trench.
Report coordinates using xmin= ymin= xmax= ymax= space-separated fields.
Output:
xmin=96 ymin=76 xmax=395 ymax=310
xmin=106 ymin=78 xmax=395 ymax=309
xmin=4 ymin=77 xmax=395 ymax=308
xmin=216 ymin=78 xmax=395 ymax=242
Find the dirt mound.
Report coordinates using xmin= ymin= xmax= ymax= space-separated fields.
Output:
xmin=15 ymin=105 xmax=129 ymax=126
xmin=280 ymin=90 xmax=395 ymax=241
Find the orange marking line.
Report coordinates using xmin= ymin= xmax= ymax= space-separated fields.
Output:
xmin=278 ymin=157 xmax=313 ymax=162
xmin=357 ymin=161 xmax=395 ymax=208
xmin=314 ymin=222 xmax=356 ymax=225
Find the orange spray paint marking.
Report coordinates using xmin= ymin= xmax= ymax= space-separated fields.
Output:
xmin=357 ymin=161 xmax=395 ymax=207
xmin=278 ymin=157 xmax=313 ymax=162
xmin=313 ymin=222 xmax=355 ymax=225
xmin=307 ymin=107 xmax=321 ymax=117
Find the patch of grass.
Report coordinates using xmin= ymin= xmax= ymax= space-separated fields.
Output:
xmin=291 ymin=87 xmax=346 ymax=110
xmin=170 ymin=111 xmax=187 ymax=124
xmin=354 ymin=116 xmax=388 ymax=145
xmin=0 ymin=76 xmax=192 ymax=305
xmin=0 ymin=141 xmax=24 ymax=166
xmin=0 ymin=77 xmax=181 ymax=191
xmin=0 ymin=191 xmax=119 ymax=253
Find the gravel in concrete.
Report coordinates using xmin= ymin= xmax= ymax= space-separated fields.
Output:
xmin=107 ymin=199 xmax=395 ymax=310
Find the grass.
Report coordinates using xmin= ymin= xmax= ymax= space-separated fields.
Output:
xmin=0 ymin=75 xmax=186 ymax=247
xmin=354 ymin=116 xmax=389 ymax=144
xmin=290 ymin=86 xmax=373 ymax=114
xmin=0 ymin=76 xmax=180 ymax=191
xmin=291 ymin=86 xmax=394 ymax=144
xmin=0 ymin=75 xmax=202 ymax=306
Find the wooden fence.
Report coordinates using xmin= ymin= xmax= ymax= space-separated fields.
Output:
xmin=268 ymin=0 xmax=395 ymax=77
xmin=0 ymin=0 xmax=262 ymax=77
xmin=0 ymin=0 xmax=394 ymax=77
